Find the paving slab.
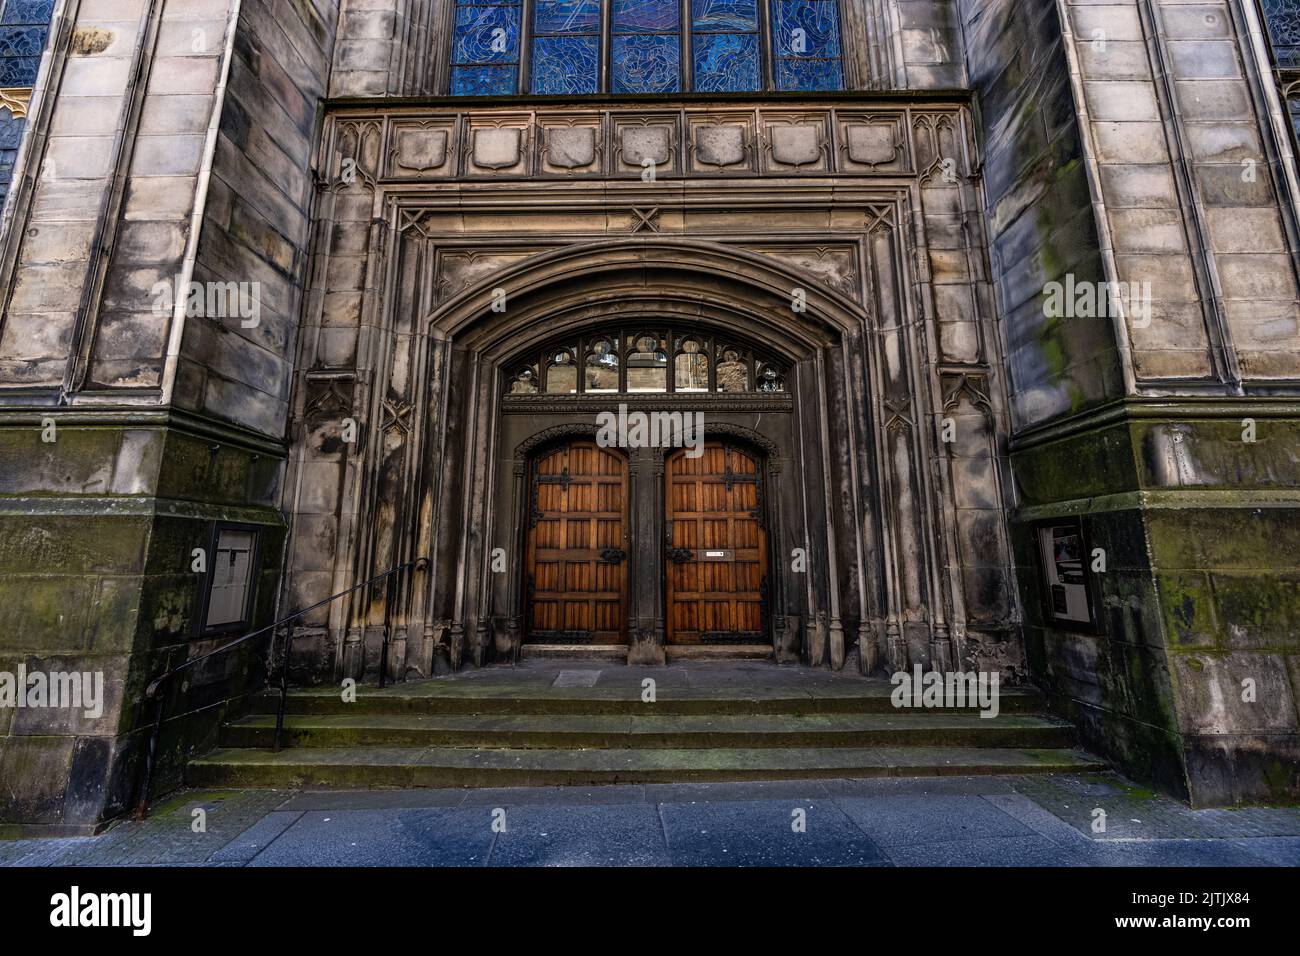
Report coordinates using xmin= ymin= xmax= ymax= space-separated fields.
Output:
xmin=5 ymin=772 xmax=1298 ymax=867
xmin=833 ymin=794 xmax=1037 ymax=846
xmin=660 ymin=799 xmax=888 ymax=866
xmin=247 ymin=808 xmax=496 ymax=867
xmin=883 ymin=835 xmax=1092 ymax=867
xmin=488 ymin=804 xmax=670 ymax=866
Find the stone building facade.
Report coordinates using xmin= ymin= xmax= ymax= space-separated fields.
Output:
xmin=1 ymin=0 xmax=1299 ymax=831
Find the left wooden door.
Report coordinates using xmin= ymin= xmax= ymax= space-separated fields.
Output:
xmin=524 ymin=440 xmax=629 ymax=644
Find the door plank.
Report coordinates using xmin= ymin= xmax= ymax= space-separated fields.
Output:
xmin=666 ymin=443 xmax=768 ymax=644
xmin=524 ymin=440 xmax=629 ymax=644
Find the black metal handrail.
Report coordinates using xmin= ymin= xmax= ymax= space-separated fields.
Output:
xmin=133 ymin=556 xmax=429 ymax=818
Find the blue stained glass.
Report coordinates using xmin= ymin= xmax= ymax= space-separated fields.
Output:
xmin=0 ymin=107 xmax=20 ymax=146
xmin=0 ymin=54 xmax=36 ymax=85
xmin=0 ymin=24 xmax=45 ymax=57
xmin=612 ymin=0 xmax=679 ymax=32
xmin=453 ymin=7 xmax=520 ymax=64
xmin=530 ymin=35 xmax=600 ymax=94
xmin=451 ymin=64 xmax=518 ymax=95
xmin=693 ymin=32 xmax=759 ymax=92
xmin=0 ymin=109 xmax=23 ymax=207
xmin=611 ymin=34 xmax=680 ymax=93
xmin=775 ymin=56 xmax=842 ymax=91
xmin=1 ymin=0 xmax=52 ymax=26
xmin=771 ymin=0 xmax=841 ymax=57
xmin=534 ymin=0 xmax=600 ymax=34
xmin=692 ymin=0 xmax=757 ymax=31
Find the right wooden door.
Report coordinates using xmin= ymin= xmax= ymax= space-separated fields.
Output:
xmin=665 ymin=442 xmax=768 ymax=644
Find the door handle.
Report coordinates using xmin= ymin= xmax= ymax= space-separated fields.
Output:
xmin=667 ymin=547 xmax=693 ymax=563
xmin=600 ymin=548 xmax=626 ymax=564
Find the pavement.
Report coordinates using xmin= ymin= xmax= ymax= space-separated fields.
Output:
xmin=3 ymin=772 xmax=1299 ymax=866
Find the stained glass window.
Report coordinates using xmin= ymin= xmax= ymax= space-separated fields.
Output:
xmin=611 ymin=0 xmax=681 ymax=94
xmin=0 ymin=0 xmax=51 ymax=87
xmin=504 ymin=328 xmax=786 ymax=395
xmin=770 ymin=0 xmax=843 ymax=91
xmin=1263 ymin=1 xmax=1300 ymax=69
xmin=450 ymin=0 xmax=522 ymax=95
xmin=0 ymin=0 xmax=53 ymax=207
xmin=692 ymin=0 xmax=760 ymax=92
xmin=450 ymin=0 xmax=845 ymax=95
xmin=531 ymin=0 xmax=601 ymax=94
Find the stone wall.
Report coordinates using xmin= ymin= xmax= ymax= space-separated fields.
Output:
xmin=173 ymin=0 xmax=339 ymax=437
xmin=0 ymin=0 xmax=338 ymax=830
xmin=329 ymin=0 xmax=434 ymax=96
xmin=979 ymin=0 xmax=1300 ymax=804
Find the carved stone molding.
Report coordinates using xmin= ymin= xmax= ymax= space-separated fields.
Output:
xmin=502 ymin=394 xmax=795 ymax=415
xmin=744 ymin=243 xmax=861 ymax=300
xmin=512 ymin=422 xmax=603 ymax=462
xmin=542 ymin=124 xmax=600 ymax=173
xmin=329 ymin=119 xmax=383 ymax=191
xmin=940 ymin=371 xmax=994 ymax=415
xmin=690 ymin=420 xmax=782 ymax=460
xmin=388 ymin=120 xmax=456 ymax=177
xmin=692 ymin=124 xmax=747 ymax=168
xmin=321 ymin=103 xmax=967 ymax=182
xmin=303 ymin=372 xmax=355 ymax=423
xmin=0 ymin=87 xmax=31 ymax=118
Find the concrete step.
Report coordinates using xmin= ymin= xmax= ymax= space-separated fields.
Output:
xmin=520 ymin=645 xmax=628 ymax=661
xmin=188 ymin=744 xmax=1108 ymax=790
xmin=664 ymin=645 xmax=772 ymax=661
xmin=222 ymin=712 xmax=1077 ymax=751
xmin=250 ymin=681 xmax=1045 ymax=718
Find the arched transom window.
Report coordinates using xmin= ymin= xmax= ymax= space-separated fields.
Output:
xmin=450 ymin=0 xmax=845 ymax=96
xmin=505 ymin=327 xmax=789 ymax=395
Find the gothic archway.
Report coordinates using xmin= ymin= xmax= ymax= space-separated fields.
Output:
xmin=342 ymin=235 xmax=931 ymax=677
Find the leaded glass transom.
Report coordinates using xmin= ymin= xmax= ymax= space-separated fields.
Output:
xmin=504 ymin=327 xmax=787 ymax=395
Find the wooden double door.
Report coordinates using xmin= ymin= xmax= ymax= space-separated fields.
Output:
xmin=523 ymin=439 xmax=768 ymax=646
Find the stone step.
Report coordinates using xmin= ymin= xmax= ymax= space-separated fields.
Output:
xmin=188 ymin=745 xmax=1108 ymax=790
xmin=664 ymin=645 xmax=773 ymax=661
xmin=520 ymin=645 xmax=628 ymax=661
xmin=250 ymin=681 xmax=1045 ymax=718
xmin=222 ymin=712 xmax=1076 ymax=750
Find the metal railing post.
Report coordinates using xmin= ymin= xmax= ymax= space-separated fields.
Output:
xmin=133 ymin=675 xmax=168 ymax=820
xmin=378 ymin=566 xmax=396 ymax=689
xmin=131 ymin=558 xmax=425 ymax=816
xmin=274 ymin=619 xmax=293 ymax=753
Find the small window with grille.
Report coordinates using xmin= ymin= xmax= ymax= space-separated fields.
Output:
xmin=203 ymin=526 xmax=259 ymax=633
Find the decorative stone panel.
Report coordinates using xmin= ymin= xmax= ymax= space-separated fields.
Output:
xmin=387 ymin=119 xmax=458 ymax=178
xmin=539 ymin=119 xmax=601 ymax=175
xmin=465 ymin=116 xmax=531 ymax=176
xmin=838 ymin=112 xmax=909 ymax=172
xmin=762 ymin=112 xmax=832 ymax=173
xmin=687 ymin=115 xmax=756 ymax=174
xmin=612 ymin=114 xmax=680 ymax=177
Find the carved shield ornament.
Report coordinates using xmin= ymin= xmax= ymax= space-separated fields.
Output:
xmin=695 ymin=124 xmax=746 ymax=167
xmin=394 ymin=127 xmax=448 ymax=172
xmin=770 ymin=125 xmax=821 ymax=166
xmin=473 ymin=127 xmax=522 ymax=169
xmin=621 ymin=126 xmax=672 ymax=167
xmin=546 ymin=127 xmax=597 ymax=169
xmin=846 ymin=124 xmax=899 ymax=166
